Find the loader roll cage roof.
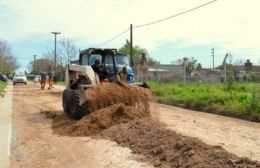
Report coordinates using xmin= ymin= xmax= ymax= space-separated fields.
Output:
xmin=79 ymin=48 xmax=117 ymax=64
xmin=79 ymin=48 xmax=118 ymax=74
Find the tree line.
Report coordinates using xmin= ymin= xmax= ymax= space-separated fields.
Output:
xmin=0 ymin=37 xmax=200 ymax=81
xmin=28 ymin=38 xmax=159 ymax=81
xmin=28 ymin=38 xmax=77 ymax=81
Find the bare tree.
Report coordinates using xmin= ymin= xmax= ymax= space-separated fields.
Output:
xmin=58 ymin=38 xmax=77 ymax=65
xmin=27 ymin=58 xmax=53 ymax=74
xmin=234 ymin=59 xmax=244 ymax=66
xmin=41 ymin=38 xmax=77 ymax=67
xmin=172 ymin=59 xmax=182 ymax=65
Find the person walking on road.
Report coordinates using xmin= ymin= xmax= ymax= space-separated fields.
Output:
xmin=40 ymin=72 xmax=46 ymax=90
xmin=48 ymin=65 xmax=54 ymax=89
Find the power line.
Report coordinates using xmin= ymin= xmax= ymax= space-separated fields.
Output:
xmin=63 ymin=0 xmax=104 ymax=31
xmin=135 ymin=0 xmax=218 ymax=29
xmin=97 ymin=0 xmax=217 ymax=47
xmin=58 ymin=0 xmax=92 ymax=32
xmin=97 ymin=28 xmax=129 ymax=47
xmin=212 ymin=47 xmax=215 ymax=69
xmin=71 ymin=0 xmax=105 ymax=29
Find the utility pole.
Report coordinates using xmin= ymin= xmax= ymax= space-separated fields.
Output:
xmin=130 ymin=24 xmax=133 ymax=67
xmin=156 ymin=62 xmax=161 ymax=83
xmin=184 ymin=62 xmax=187 ymax=84
xmin=183 ymin=58 xmax=187 ymax=84
xmin=33 ymin=55 xmax=36 ymax=75
xmin=223 ymin=53 xmax=229 ymax=84
xmin=51 ymin=32 xmax=61 ymax=67
xmin=211 ymin=47 xmax=214 ymax=69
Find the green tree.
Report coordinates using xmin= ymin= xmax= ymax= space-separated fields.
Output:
xmin=118 ymin=39 xmax=157 ymax=66
xmin=28 ymin=58 xmax=53 ymax=75
xmin=182 ymin=57 xmax=199 ymax=76
xmin=196 ymin=63 xmax=202 ymax=70
xmin=118 ymin=39 xmax=144 ymax=60
xmin=28 ymin=58 xmax=65 ymax=81
xmin=0 ymin=40 xmax=19 ymax=75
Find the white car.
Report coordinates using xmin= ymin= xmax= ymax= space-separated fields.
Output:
xmin=13 ymin=74 xmax=27 ymax=85
xmin=34 ymin=75 xmax=40 ymax=83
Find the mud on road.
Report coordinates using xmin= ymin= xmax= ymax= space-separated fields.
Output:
xmin=11 ymin=83 xmax=260 ymax=168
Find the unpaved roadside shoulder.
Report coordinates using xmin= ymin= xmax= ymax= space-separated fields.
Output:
xmin=0 ymin=84 xmax=13 ymax=168
xmin=158 ymin=104 xmax=260 ymax=161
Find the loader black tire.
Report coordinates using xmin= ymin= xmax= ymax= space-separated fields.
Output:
xmin=62 ymin=89 xmax=71 ymax=114
xmin=63 ymin=89 xmax=88 ymax=120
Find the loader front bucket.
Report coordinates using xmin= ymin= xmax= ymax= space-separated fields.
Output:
xmin=129 ymin=82 xmax=150 ymax=89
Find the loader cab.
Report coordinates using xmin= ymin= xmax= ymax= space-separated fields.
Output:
xmin=79 ymin=48 xmax=118 ymax=78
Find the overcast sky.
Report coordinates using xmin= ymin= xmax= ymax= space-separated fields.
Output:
xmin=1 ymin=0 xmax=260 ymax=72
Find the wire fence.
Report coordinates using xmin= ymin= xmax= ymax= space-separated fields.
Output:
xmin=134 ymin=66 xmax=260 ymax=83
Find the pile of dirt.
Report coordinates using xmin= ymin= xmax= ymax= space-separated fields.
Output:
xmin=46 ymin=82 xmax=155 ymax=136
xmin=45 ymin=82 xmax=259 ymax=167
xmin=50 ymin=103 xmax=154 ymax=136
xmin=48 ymin=82 xmax=156 ymax=136
xmin=100 ymin=120 xmax=260 ymax=168
xmin=85 ymin=82 xmax=155 ymax=114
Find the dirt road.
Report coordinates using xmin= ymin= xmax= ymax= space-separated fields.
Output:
xmin=11 ymin=84 xmax=152 ymax=168
xmin=10 ymin=83 xmax=260 ymax=167
xmin=158 ymin=105 xmax=260 ymax=161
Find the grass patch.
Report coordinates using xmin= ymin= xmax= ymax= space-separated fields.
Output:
xmin=0 ymin=81 xmax=7 ymax=97
xmin=148 ymin=81 xmax=260 ymax=122
xmin=54 ymin=81 xmax=64 ymax=85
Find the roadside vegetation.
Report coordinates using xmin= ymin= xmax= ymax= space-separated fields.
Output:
xmin=0 ymin=39 xmax=19 ymax=76
xmin=0 ymin=81 xmax=7 ymax=97
xmin=148 ymin=81 xmax=260 ymax=122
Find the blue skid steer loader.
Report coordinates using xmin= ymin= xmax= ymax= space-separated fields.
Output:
xmin=62 ymin=48 xmax=149 ymax=119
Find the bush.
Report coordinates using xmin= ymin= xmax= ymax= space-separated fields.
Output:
xmin=252 ymin=87 xmax=260 ymax=113
xmin=0 ymin=81 xmax=7 ymax=97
